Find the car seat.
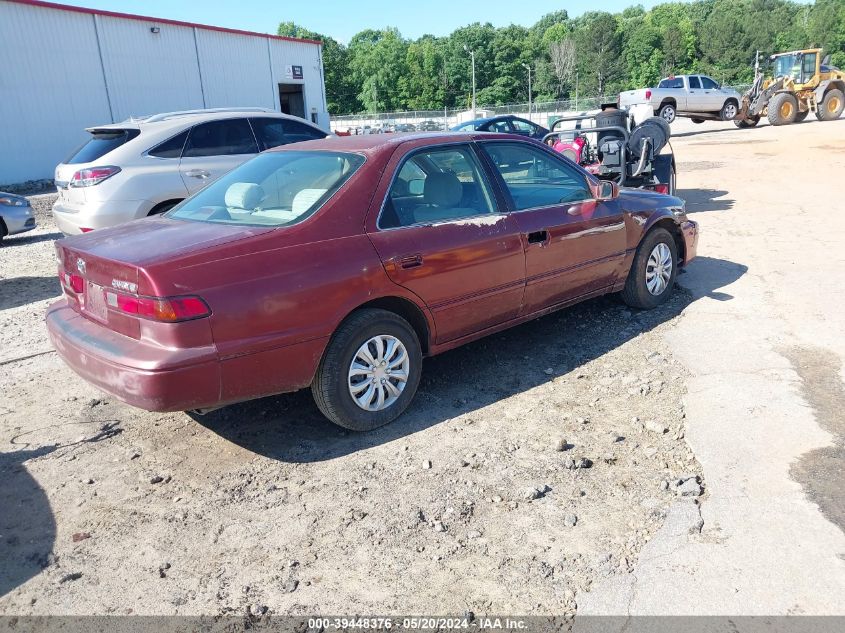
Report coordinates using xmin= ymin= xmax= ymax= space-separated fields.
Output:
xmin=412 ymin=172 xmax=481 ymax=224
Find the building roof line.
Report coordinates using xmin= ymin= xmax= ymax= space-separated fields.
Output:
xmin=6 ymin=0 xmax=323 ymax=46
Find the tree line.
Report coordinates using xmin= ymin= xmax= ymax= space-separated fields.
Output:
xmin=278 ymin=0 xmax=845 ymax=115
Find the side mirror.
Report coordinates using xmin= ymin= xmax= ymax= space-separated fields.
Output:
xmin=595 ymin=180 xmax=618 ymax=201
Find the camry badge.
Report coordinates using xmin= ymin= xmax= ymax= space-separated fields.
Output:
xmin=76 ymin=258 xmax=86 ymax=275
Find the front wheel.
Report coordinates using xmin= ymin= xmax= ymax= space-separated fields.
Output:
xmin=720 ymin=100 xmax=738 ymax=121
xmin=621 ymin=228 xmax=679 ymax=310
xmin=312 ymin=308 xmax=422 ymax=431
xmin=768 ymin=92 xmax=798 ymax=126
xmin=657 ymin=104 xmax=676 ymax=124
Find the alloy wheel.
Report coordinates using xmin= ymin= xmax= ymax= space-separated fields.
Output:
xmin=645 ymin=242 xmax=673 ymax=295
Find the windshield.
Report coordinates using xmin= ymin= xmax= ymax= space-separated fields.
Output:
xmin=773 ymin=54 xmax=801 ymax=80
xmin=167 ymin=151 xmax=364 ymax=227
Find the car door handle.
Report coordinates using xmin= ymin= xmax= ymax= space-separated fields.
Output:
xmin=526 ymin=230 xmax=549 ymax=245
xmin=185 ymin=169 xmax=210 ymax=179
xmin=398 ymin=254 xmax=423 ymax=269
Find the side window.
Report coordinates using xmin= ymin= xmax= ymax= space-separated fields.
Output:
xmin=488 ymin=120 xmax=511 ymax=133
xmin=148 ymin=130 xmax=189 ymax=158
xmin=483 ymin=142 xmax=591 ymax=210
xmin=183 ymin=119 xmax=258 ymax=158
xmin=283 ymin=120 xmax=327 ymax=144
xmin=688 ymin=76 xmax=702 ymax=89
xmin=802 ymin=53 xmax=817 ymax=80
xmin=511 ymin=119 xmax=537 ymax=134
xmin=700 ymin=76 xmax=719 ymax=90
xmin=251 ymin=118 xmax=287 ymax=150
xmin=379 ymin=145 xmax=496 ymax=229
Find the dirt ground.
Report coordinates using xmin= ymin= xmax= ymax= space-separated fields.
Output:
xmin=1 ymin=116 xmax=844 ymax=619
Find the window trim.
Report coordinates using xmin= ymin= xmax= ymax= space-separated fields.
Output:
xmin=375 ymin=141 xmax=501 ymax=232
xmin=144 ymin=128 xmax=190 ymax=160
xmin=476 ymin=139 xmax=596 ymax=214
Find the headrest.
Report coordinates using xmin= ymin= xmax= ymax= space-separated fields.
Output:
xmin=224 ymin=182 xmax=264 ymax=210
xmin=292 ymin=188 xmax=328 ymax=215
xmin=423 ymin=172 xmax=463 ymax=208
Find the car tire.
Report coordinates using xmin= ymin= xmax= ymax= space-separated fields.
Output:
xmin=816 ymin=88 xmax=844 ymax=121
xmin=312 ymin=308 xmax=422 ymax=431
xmin=148 ymin=201 xmax=180 ymax=216
xmin=720 ymin=100 xmax=739 ymax=121
xmin=691 ymin=118 xmax=705 ymax=124
xmin=621 ymin=227 xmax=679 ymax=310
xmin=767 ymin=92 xmax=798 ymax=126
xmin=657 ymin=103 xmax=676 ymax=124
xmin=0 ymin=219 xmax=7 ymax=244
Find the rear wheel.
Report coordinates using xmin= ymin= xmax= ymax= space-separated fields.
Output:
xmin=768 ymin=92 xmax=798 ymax=126
xmin=0 ymin=220 xmax=7 ymax=244
xmin=621 ymin=228 xmax=678 ymax=310
xmin=720 ymin=100 xmax=738 ymax=121
xmin=312 ymin=308 xmax=422 ymax=431
xmin=657 ymin=103 xmax=676 ymax=124
xmin=816 ymin=88 xmax=844 ymax=121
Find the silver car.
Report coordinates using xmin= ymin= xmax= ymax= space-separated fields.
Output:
xmin=0 ymin=192 xmax=37 ymax=243
xmin=52 ymin=107 xmax=328 ymax=235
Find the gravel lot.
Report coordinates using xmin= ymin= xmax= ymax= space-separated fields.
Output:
xmin=2 ymin=117 xmax=843 ymax=619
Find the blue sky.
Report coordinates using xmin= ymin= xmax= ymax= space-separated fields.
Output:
xmin=55 ymin=0 xmax=681 ymax=42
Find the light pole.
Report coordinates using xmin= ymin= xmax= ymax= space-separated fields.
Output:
xmin=522 ymin=63 xmax=532 ymax=119
xmin=464 ymin=44 xmax=476 ymax=119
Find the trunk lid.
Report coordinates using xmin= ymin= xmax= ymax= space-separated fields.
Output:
xmin=57 ymin=217 xmax=273 ymax=337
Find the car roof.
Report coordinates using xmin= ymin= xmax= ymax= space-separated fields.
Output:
xmin=85 ymin=109 xmax=314 ymax=134
xmin=266 ymin=131 xmax=536 ymax=157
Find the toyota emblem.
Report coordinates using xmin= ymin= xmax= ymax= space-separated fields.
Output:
xmin=76 ymin=258 xmax=86 ymax=275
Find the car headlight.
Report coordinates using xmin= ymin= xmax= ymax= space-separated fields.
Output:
xmin=0 ymin=196 xmax=29 ymax=207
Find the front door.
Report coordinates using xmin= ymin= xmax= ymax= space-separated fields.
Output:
xmin=367 ymin=143 xmax=525 ymax=344
xmin=178 ymin=118 xmax=259 ymax=195
xmin=479 ymin=141 xmax=626 ymax=313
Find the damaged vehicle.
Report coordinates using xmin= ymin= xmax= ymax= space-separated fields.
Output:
xmin=47 ymin=132 xmax=697 ymax=431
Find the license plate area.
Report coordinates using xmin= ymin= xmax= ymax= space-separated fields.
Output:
xmin=82 ymin=281 xmax=108 ymax=323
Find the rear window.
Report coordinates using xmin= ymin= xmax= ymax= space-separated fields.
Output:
xmin=658 ymin=77 xmax=684 ymax=89
xmin=65 ymin=129 xmax=140 ymax=164
xmin=166 ymin=151 xmax=364 ymax=227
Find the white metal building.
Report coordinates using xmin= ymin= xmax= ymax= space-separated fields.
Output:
xmin=0 ymin=0 xmax=328 ymax=185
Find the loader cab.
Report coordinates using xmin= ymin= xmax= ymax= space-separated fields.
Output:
xmin=771 ymin=49 xmax=821 ymax=88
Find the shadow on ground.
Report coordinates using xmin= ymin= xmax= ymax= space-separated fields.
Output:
xmin=195 ymin=256 xmax=747 ymax=463
xmin=2 ymin=231 xmax=63 ymax=247
xmin=0 ymin=276 xmax=61 ymax=310
xmin=0 ymin=446 xmax=57 ymax=599
xmin=678 ymin=188 xmax=735 ymax=214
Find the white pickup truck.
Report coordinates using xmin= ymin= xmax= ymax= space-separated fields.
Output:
xmin=619 ymin=75 xmax=742 ymax=124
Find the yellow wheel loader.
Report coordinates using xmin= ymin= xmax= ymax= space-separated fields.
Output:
xmin=734 ymin=48 xmax=845 ymax=127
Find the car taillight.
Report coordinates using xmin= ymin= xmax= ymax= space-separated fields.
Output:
xmin=107 ymin=291 xmax=210 ymax=322
xmin=80 ymin=227 xmax=94 ymax=233
xmin=69 ymin=166 xmax=121 ymax=188
xmin=653 ymin=183 xmax=669 ymax=194
xmin=61 ymin=271 xmax=84 ymax=294
xmin=645 ymin=89 xmax=652 ymax=100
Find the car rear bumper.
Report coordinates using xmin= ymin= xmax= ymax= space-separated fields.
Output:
xmin=46 ymin=300 xmax=220 ymax=412
xmin=52 ymin=197 xmax=151 ymax=235
xmin=2 ymin=206 xmax=37 ymax=235
xmin=681 ymin=219 xmax=698 ymax=265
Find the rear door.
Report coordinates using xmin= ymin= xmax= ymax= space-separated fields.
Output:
xmin=367 ymin=142 xmax=526 ymax=344
xmin=479 ymin=140 xmax=626 ymax=313
xmin=178 ymin=118 xmax=259 ymax=194
xmin=686 ymin=75 xmax=703 ymax=110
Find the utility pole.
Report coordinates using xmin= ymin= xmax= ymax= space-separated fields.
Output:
xmin=575 ymin=71 xmax=579 ymax=111
xmin=464 ymin=45 xmax=476 ymax=119
xmin=522 ymin=63 xmax=532 ymax=119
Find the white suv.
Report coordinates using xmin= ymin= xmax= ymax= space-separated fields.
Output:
xmin=52 ymin=108 xmax=328 ymax=235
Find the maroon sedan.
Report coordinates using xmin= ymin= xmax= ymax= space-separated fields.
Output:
xmin=47 ymin=132 xmax=697 ymax=431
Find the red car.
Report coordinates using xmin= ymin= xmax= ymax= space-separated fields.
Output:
xmin=47 ymin=132 xmax=698 ymax=431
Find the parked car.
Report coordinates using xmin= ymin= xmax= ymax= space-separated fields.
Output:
xmin=52 ymin=108 xmax=328 ymax=235
xmin=452 ymin=115 xmax=549 ymax=139
xmin=417 ymin=120 xmax=443 ymax=131
xmin=619 ymin=75 xmax=742 ymax=124
xmin=0 ymin=192 xmax=37 ymax=242
xmin=394 ymin=123 xmax=417 ymax=132
xmin=47 ymin=132 xmax=698 ymax=431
